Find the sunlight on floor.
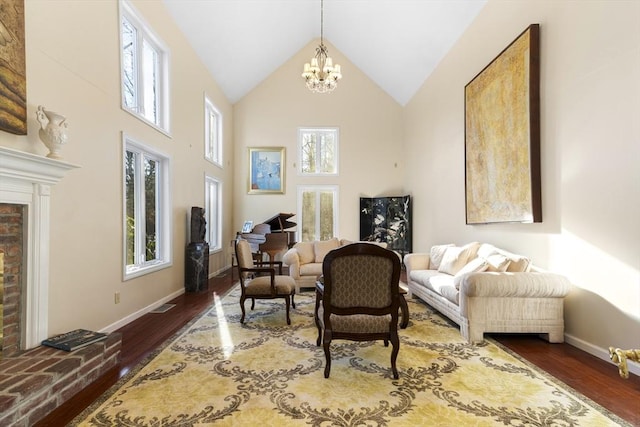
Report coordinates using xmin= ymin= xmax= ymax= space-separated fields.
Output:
xmin=214 ymin=293 xmax=234 ymax=359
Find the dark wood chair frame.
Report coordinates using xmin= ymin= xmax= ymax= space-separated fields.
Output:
xmin=235 ymin=239 xmax=296 ymax=325
xmin=314 ymin=243 xmax=402 ymax=379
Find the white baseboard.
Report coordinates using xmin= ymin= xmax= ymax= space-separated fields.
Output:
xmin=100 ymin=288 xmax=185 ymax=334
xmin=564 ymin=333 xmax=640 ymax=377
xmin=209 ymin=264 xmax=232 ymax=278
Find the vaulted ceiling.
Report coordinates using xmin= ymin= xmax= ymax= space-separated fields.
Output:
xmin=163 ymin=0 xmax=487 ymax=105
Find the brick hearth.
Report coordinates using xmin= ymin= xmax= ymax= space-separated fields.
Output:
xmin=0 ymin=333 xmax=121 ymax=426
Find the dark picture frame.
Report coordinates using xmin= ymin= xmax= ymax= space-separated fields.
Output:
xmin=248 ymin=147 xmax=285 ymax=194
xmin=464 ymin=24 xmax=541 ymax=224
xmin=0 ymin=0 xmax=27 ymax=135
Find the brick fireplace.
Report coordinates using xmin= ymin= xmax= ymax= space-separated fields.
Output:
xmin=0 ymin=147 xmax=122 ymax=425
xmin=0 ymin=203 xmax=25 ymax=358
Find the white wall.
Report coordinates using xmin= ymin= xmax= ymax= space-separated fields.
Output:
xmin=0 ymin=0 xmax=234 ymax=336
xmin=404 ymin=0 xmax=640 ymax=360
xmin=233 ymin=40 xmax=404 ymax=242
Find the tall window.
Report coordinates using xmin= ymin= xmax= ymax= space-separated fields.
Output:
xmin=123 ymin=135 xmax=171 ymax=279
xmin=204 ymin=96 xmax=222 ymax=166
xmin=120 ymin=0 xmax=170 ymax=132
xmin=297 ymin=186 xmax=338 ymax=241
xmin=298 ymin=128 xmax=339 ymax=175
xmin=205 ymin=176 xmax=222 ymax=251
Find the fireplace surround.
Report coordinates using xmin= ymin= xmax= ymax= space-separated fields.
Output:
xmin=0 ymin=146 xmax=78 ymax=354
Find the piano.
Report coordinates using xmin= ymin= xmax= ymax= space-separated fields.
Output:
xmin=239 ymin=213 xmax=296 ymax=263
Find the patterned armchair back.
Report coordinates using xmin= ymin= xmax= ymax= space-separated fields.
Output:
xmin=323 ymin=243 xmax=400 ymax=310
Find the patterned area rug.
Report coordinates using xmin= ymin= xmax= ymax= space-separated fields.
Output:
xmin=73 ymin=286 xmax=629 ymax=426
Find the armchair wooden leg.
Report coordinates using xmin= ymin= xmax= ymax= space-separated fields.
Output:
xmin=285 ymin=296 xmax=291 ymax=325
xmin=314 ymin=291 xmax=322 ymax=346
xmin=240 ymin=296 xmax=246 ymax=324
xmin=291 ymin=293 xmax=296 ymax=309
xmin=250 ymin=298 xmax=255 ymax=310
xmin=323 ymin=331 xmax=332 ymax=378
xmin=399 ymin=295 xmax=409 ymax=329
xmin=390 ymin=331 xmax=400 ymax=380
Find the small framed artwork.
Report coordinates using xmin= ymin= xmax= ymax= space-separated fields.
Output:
xmin=248 ymin=147 xmax=285 ymax=194
xmin=241 ymin=220 xmax=253 ymax=233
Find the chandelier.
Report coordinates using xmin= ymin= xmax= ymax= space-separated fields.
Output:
xmin=301 ymin=0 xmax=342 ymax=93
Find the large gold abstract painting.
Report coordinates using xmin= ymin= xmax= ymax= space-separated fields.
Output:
xmin=465 ymin=24 xmax=541 ymax=224
xmin=0 ymin=0 xmax=26 ymax=135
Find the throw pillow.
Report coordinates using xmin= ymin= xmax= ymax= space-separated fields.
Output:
xmin=494 ymin=248 xmax=531 ymax=272
xmin=438 ymin=247 xmax=468 ymax=275
xmin=459 ymin=241 xmax=481 ymax=263
xmin=484 ymin=253 xmax=511 ymax=272
xmin=454 ymin=257 xmax=489 ymax=278
xmin=429 ymin=244 xmax=454 ymax=270
xmin=295 ymin=241 xmax=315 ymax=265
xmin=314 ymin=237 xmax=340 ymax=263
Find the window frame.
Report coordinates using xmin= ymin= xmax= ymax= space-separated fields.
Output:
xmin=297 ymin=127 xmax=339 ymax=176
xmin=204 ymin=95 xmax=223 ymax=167
xmin=205 ymin=175 xmax=222 ymax=252
xmin=119 ymin=0 xmax=171 ymax=134
xmin=296 ymin=185 xmax=339 ymax=242
xmin=122 ymin=133 xmax=172 ymax=280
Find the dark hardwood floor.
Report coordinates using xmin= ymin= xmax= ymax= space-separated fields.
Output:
xmin=37 ymin=269 xmax=639 ymax=426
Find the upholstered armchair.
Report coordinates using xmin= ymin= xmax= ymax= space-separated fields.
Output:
xmin=315 ymin=243 xmax=402 ymax=379
xmin=235 ymin=239 xmax=296 ymax=324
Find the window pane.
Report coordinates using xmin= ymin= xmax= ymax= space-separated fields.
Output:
xmin=319 ymin=132 xmax=336 ymax=173
xmin=125 ymin=150 xmax=136 ymax=265
xmin=301 ymin=132 xmax=316 ymax=173
xmin=206 ymin=178 xmax=220 ymax=248
xmin=142 ymin=40 xmax=159 ymax=124
xmin=301 ymin=191 xmax=317 ymax=241
xmin=319 ymin=191 xmax=334 ymax=240
xmin=122 ymin=18 xmax=137 ymax=110
xmin=144 ymin=158 xmax=157 ymax=261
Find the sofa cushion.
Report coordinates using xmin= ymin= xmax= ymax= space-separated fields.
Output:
xmin=429 ymin=244 xmax=454 ymax=270
xmin=429 ymin=275 xmax=456 ymax=297
xmin=315 ymin=238 xmax=340 ymax=262
xmin=409 ymin=269 xmax=443 ymax=289
xmin=295 ymin=241 xmax=315 ymax=265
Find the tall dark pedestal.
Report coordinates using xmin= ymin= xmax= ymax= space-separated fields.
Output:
xmin=185 ymin=242 xmax=209 ymax=292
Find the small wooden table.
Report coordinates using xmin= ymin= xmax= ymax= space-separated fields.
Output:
xmin=315 ymin=279 xmax=409 ymax=329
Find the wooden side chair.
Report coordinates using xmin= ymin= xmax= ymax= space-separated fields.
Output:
xmin=235 ymin=239 xmax=296 ymax=325
xmin=315 ymin=243 xmax=402 ymax=379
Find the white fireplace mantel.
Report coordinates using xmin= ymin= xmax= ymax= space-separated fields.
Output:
xmin=0 ymin=146 xmax=79 ymax=349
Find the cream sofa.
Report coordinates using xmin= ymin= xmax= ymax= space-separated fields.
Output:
xmin=403 ymin=242 xmax=571 ymax=343
xmin=283 ymin=238 xmax=387 ymax=292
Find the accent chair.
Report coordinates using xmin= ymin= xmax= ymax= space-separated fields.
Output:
xmin=235 ymin=239 xmax=296 ymax=325
xmin=315 ymin=243 xmax=402 ymax=379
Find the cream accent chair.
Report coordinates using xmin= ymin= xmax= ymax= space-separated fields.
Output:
xmin=236 ymin=239 xmax=296 ymax=325
xmin=315 ymin=243 xmax=402 ymax=379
